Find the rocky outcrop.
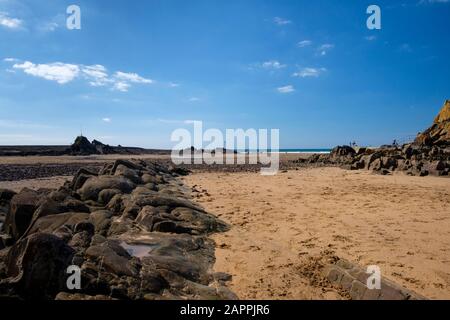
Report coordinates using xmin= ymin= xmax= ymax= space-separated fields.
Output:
xmin=67 ymin=136 xmax=165 ymax=156
xmin=69 ymin=136 xmax=99 ymax=155
xmin=324 ymin=258 xmax=426 ymax=300
xmin=0 ymin=160 xmax=235 ymax=300
xmin=308 ymin=100 xmax=450 ymax=177
xmin=415 ymin=100 xmax=450 ymax=147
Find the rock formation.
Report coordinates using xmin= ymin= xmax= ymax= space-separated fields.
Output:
xmin=307 ymin=100 xmax=450 ymax=177
xmin=0 ymin=160 xmax=235 ymax=300
xmin=69 ymin=136 xmax=99 ymax=155
xmin=414 ymin=100 xmax=450 ymax=147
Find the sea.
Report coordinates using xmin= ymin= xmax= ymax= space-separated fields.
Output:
xmin=238 ymin=148 xmax=331 ymax=154
xmin=278 ymin=148 xmax=331 ymax=154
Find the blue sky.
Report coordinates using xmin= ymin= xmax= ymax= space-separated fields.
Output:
xmin=0 ymin=0 xmax=449 ymax=148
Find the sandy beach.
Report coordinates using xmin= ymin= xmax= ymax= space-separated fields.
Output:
xmin=184 ymin=168 xmax=450 ymax=299
xmin=1 ymin=154 xmax=449 ymax=300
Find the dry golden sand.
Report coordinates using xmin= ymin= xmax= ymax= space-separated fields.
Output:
xmin=184 ymin=168 xmax=450 ymax=300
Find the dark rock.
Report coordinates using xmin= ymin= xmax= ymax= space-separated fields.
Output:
xmin=330 ymin=146 xmax=356 ymax=158
xmin=3 ymin=233 xmax=75 ymax=299
xmin=85 ymin=240 xmax=139 ymax=277
xmin=77 ymin=176 xmax=136 ymax=201
xmin=106 ymin=194 xmax=129 ymax=215
xmin=0 ymin=189 xmax=16 ymax=201
xmin=110 ymin=160 xmax=145 ymax=175
xmin=423 ymin=161 xmax=446 ymax=176
xmin=369 ymin=158 xmax=382 ymax=171
xmin=0 ymin=159 xmax=235 ymax=300
xmin=381 ymin=157 xmax=397 ymax=170
xmin=70 ymin=168 xmax=98 ymax=191
xmin=27 ymin=212 xmax=90 ymax=239
xmin=142 ymin=174 xmax=158 ymax=184
xmin=98 ymin=189 xmax=122 ymax=205
xmin=168 ymin=165 xmax=191 ymax=176
xmin=89 ymin=210 xmax=113 ymax=236
xmin=5 ymin=189 xmax=40 ymax=239
xmin=107 ymin=218 xmax=133 ymax=236
xmin=114 ymin=165 xmax=142 ymax=184
xmin=55 ymin=292 xmax=113 ymax=300
xmin=355 ymin=147 xmax=367 ymax=156
xmin=69 ymin=136 xmax=99 ymax=155
xmin=130 ymin=194 xmax=205 ymax=213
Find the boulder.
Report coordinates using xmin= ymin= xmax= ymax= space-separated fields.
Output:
xmin=130 ymin=194 xmax=206 ymax=213
xmin=98 ymin=189 xmax=122 ymax=205
xmin=70 ymin=168 xmax=98 ymax=191
xmin=110 ymin=160 xmax=145 ymax=175
xmin=84 ymin=240 xmax=140 ymax=277
xmin=142 ymin=173 xmax=159 ymax=184
xmin=27 ymin=212 xmax=90 ymax=241
xmin=330 ymin=146 xmax=356 ymax=158
xmin=114 ymin=165 xmax=142 ymax=184
xmin=380 ymin=157 xmax=397 ymax=170
xmin=5 ymin=189 xmax=40 ymax=239
xmin=368 ymin=158 xmax=382 ymax=171
xmin=422 ymin=160 xmax=447 ymax=176
xmin=89 ymin=210 xmax=113 ymax=235
xmin=77 ymin=176 xmax=136 ymax=201
xmin=3 ymin=233 xmax=75 ymax=299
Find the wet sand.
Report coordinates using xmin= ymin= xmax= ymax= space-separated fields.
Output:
xmin=0 ymin=176 xmax=72 ymax=192
xmin=184 ymin=167 xmax=450 ymax=299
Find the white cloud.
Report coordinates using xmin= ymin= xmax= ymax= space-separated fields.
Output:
xmin=39 ymin=21 xmax=58 ymax=32
xmin=250 ymin=60 xmax=286 ymax=71
xmin=113 ymin=82 xmax=130 ymax=92
xmin=0 ymin=12 xmax=22 ymax=29
xmin=114 ymin=71 xmax=153 ymax=84
xmin=102 ymin=118 xmax=111 ymax=123
xmin=297 ymin=40 xmax=312 ymax=48
xmin=168 ymin=82 xmax=180 ymax=88
xmin=292 ymin=67 xmax=327 ymax=78
xmin=37 ymin=14 xmax=65 ymax=33
xmin=273 ymin=17 xmax=291 ymax=25
xmin=82 ymin=65 xmax=110 ymax=87
xmin=13 ymin=61 xmax=80 ymax=84
xmin=188 ymin=97 xmax=200 ymax=102
xmin=277 ymin=85 xmax=295 ymax=94
xmin=317 ymin=44 xmax=334 ymax=56
xmin=6 ymin=58 xmax=156 ymax=92
xmin=261 ymin=60 xmax=286 ymax=70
